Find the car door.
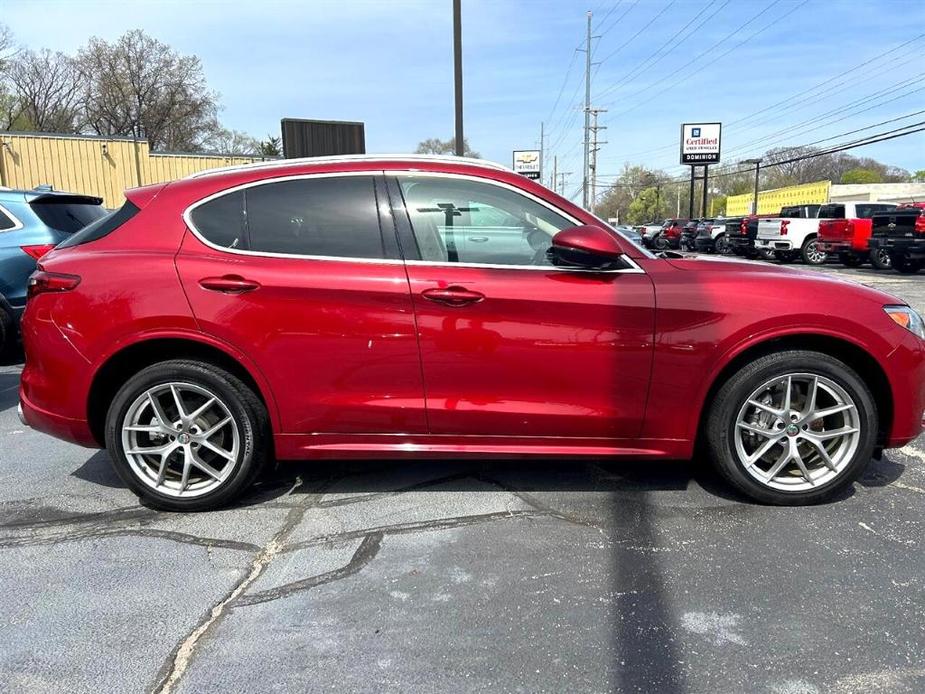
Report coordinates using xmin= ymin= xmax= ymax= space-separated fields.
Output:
xmin=389 ymin=173 xmax=656 ymax=440
xmin=175 ymin=173 xmax=427 ymax=435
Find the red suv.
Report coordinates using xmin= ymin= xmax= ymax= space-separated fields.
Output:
xmin=19 ymin=156 xmax=925 ymax=510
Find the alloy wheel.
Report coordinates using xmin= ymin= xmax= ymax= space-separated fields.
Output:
xmin=733 ymin=373 xmax=860 ymax=492
xmin=804 ymin=241 xmax=826 ymax=265
xmin=121 ymin=382 xmax=241 ymax=498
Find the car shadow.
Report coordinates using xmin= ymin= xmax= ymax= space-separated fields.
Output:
xmin=0 ymin=343 xmax=24 ymax=367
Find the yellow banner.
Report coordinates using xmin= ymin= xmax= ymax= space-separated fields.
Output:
xmin=726 ymin=180 xmax=831 ymax=216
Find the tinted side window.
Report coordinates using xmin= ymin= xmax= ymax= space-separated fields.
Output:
xmin=191 ymin=190 xmax=246 ymax=249
xmin=0 ymin=206 xmax=15 ymax=231
xmin=398 ymin=175 xmax=572 ymax=266
xmin=245 ymin=177 xmax=384 ymax=258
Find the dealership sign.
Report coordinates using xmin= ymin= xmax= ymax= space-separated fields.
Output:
xmin=513 ymin=150 xmax=541 ymax=180
xmin=680 ymin=123 xmax=721 ymax=165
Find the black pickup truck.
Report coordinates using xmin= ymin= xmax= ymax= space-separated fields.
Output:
xmin=868 ymin=203 xmax=925 ymax=274
xmin=725 ymin=215 xmax=773 ymax=259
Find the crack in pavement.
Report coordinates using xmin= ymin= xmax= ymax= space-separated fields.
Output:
xmin=237 ymin=532 xmax=384 ymax=606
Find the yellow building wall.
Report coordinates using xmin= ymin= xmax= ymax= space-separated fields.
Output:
xmin=726 ymin=180 xmax=832 ymax=216
xmin=0 ymin=132 xmax=268 ymax=208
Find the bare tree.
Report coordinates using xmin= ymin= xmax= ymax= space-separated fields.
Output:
xmin=9 ymin=49 xmax=83 ymax=132
xmin=77 ymin=30 xmax=220 ymax=151
xmin=416 ymin=136 xmax=479 ymax=158
xmin=202 ymin=127 xmax=260 ymax=156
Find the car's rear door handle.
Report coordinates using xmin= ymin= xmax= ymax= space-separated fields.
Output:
xmin=199 ymin=275 xmax=261 ymax=294
xmin=421 ymin=286 xmax=485 ymax=307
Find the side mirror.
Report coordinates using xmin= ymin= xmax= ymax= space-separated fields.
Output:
xmin=548 ymin=225 xmax=629 ymax=270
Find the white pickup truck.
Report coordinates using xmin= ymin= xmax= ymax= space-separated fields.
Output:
xmin=755 ymin=203 xmax=828 ymax=264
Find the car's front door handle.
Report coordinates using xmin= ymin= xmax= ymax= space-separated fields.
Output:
xmin=421 ymin=286 xmax=485 ymax=307
xmin=199 ymin=275 xmax=261 ymax=294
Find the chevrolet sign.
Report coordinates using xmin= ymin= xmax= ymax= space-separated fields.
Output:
xmin=680 ymin=123 xmax=721 ymax=165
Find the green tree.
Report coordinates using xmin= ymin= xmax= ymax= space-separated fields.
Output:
xmin=415 ymin=137 xmax=479 ymax=158
xmin=258 ymin=135 xmax=281 ymax=157
xmin=625 ymin=186 xmax=671 ymax=225
xmin=912 ymin=170 xmax=925 ymax=182
xmin=840 ymin=167 xmax=883 ymax=184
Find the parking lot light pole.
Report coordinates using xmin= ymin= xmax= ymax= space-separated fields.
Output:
xmin=453 ymin=0 xmax=464 ymax=156
xmin=745 ymin=158 xmax=762 ymax=214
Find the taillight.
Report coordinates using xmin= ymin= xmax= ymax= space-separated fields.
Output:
xmin=739 ymin=219 xmax=747 ymax=235
xmin=780 ymin=220 xmax=790 ymax=236
xmin=916 ymin=214 xmax=925 ymax=234
xmin=20 ymin=244 xmax=57 ymax=260
xmin=27 ymin=270 xmax=81 ymax=300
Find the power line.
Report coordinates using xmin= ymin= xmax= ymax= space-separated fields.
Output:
xmin=595 ymin=1 xmax=676 ymax=67
xmin=601 ymin=0 xmax=804 ymax=120
xmin=595 ymin=0 xmax=730 ymax=103
xmin=599 ymin=36 xmax=925 ymax=163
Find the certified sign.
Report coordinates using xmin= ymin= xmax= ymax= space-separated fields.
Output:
xmin=680 ymin=123 xmax=721 ymax=165
xmin=513 ymin=150 xmax=541 ymax=180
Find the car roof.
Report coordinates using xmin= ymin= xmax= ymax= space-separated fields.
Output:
xmin=185 ymin=153 xmax=511 ymax=181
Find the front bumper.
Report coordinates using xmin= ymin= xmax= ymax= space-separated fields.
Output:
xmin=869 ymin=237 xmax=925 ymax=259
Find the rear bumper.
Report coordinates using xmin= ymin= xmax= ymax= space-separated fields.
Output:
xmin=869 ymin=237 xmax=925 ymax=259
xmin=755 ymin=238 xmax=792 ymax=251
xmin=18 ymin=389 xmax=98 ymax=448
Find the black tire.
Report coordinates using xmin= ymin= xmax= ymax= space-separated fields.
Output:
xmin=869 ymin=247 xmax=892 ymax=270
xmin=0 ymin=298 xmax=13 ymax=360
xmin=654 ymin=235 xmax=669 ymax=251
xmin=774 ymin=251 xmax=797 ymax=264
xmin=891 ymin=254 xmax=922 ymax=274
xmin=105 ymin=359 xmax=271 ymax=511
xmin=705 ymin=350 xmax=877 ymax=505
xmin=714 ymin=234 xmax=731 ymax=255
xmin=838 ymin=252 xmax=864 ymax=268
xmin=801 ymin=235 xmax=827 ymax=266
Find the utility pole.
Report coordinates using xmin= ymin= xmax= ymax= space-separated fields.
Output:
xmin=539 ymin=121 xmax=545 ymax=186
xmin=588 ymin=107 xmax=607 ymax=215
xmin=453 ymin=0 xmax=464 ymax=156
xmin=581 ymin=10 xmax=592 ymax=210
xmin=552 ymin=155 xmax=557 ymax=192
xmin=556 ymin=171 xmax=573 ymax=196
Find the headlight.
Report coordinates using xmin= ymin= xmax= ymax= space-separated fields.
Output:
xmin=884 ymin=305 xmax=925 ymax=339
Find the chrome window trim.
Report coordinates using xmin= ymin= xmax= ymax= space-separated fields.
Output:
xmin=0 ymin=203 xmax=24 ymax=233
xmin=182 ymin=170 xmax=646 ymax=275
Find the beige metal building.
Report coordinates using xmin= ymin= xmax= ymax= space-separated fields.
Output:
xmin=0 ymin=131 xmax=270 ymax=208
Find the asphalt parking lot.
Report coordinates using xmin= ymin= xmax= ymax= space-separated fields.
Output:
xmin=1 ymin=265 xmax=924 ymax=694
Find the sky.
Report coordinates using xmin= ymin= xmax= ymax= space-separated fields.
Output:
xmin=4 ymin=0 xmax=925 ymax=201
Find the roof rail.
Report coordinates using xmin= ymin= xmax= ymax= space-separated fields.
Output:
xmin=185 ymin=153 xmax=510 ymax=180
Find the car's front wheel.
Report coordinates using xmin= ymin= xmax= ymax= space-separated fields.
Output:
xmin=706 ymin=351 xmax=877 ymax=505
xmin=105 ymin=359 xmax=270 ymax=511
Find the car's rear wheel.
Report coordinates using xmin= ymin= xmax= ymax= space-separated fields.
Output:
xmin=801 ymin=236 xmax=827 ymax=265
xmin=869 ymin=247 xmax=892 ymax=270
xmin=891 ymin=254 xmax=922 ymax=274
xmin=105 ymin=359 xmax=270 ymax=511
xmin=706 ymin=350 xmax=876 ymax=505
xmin=714 ymin=234 xmax=731 ymax=255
